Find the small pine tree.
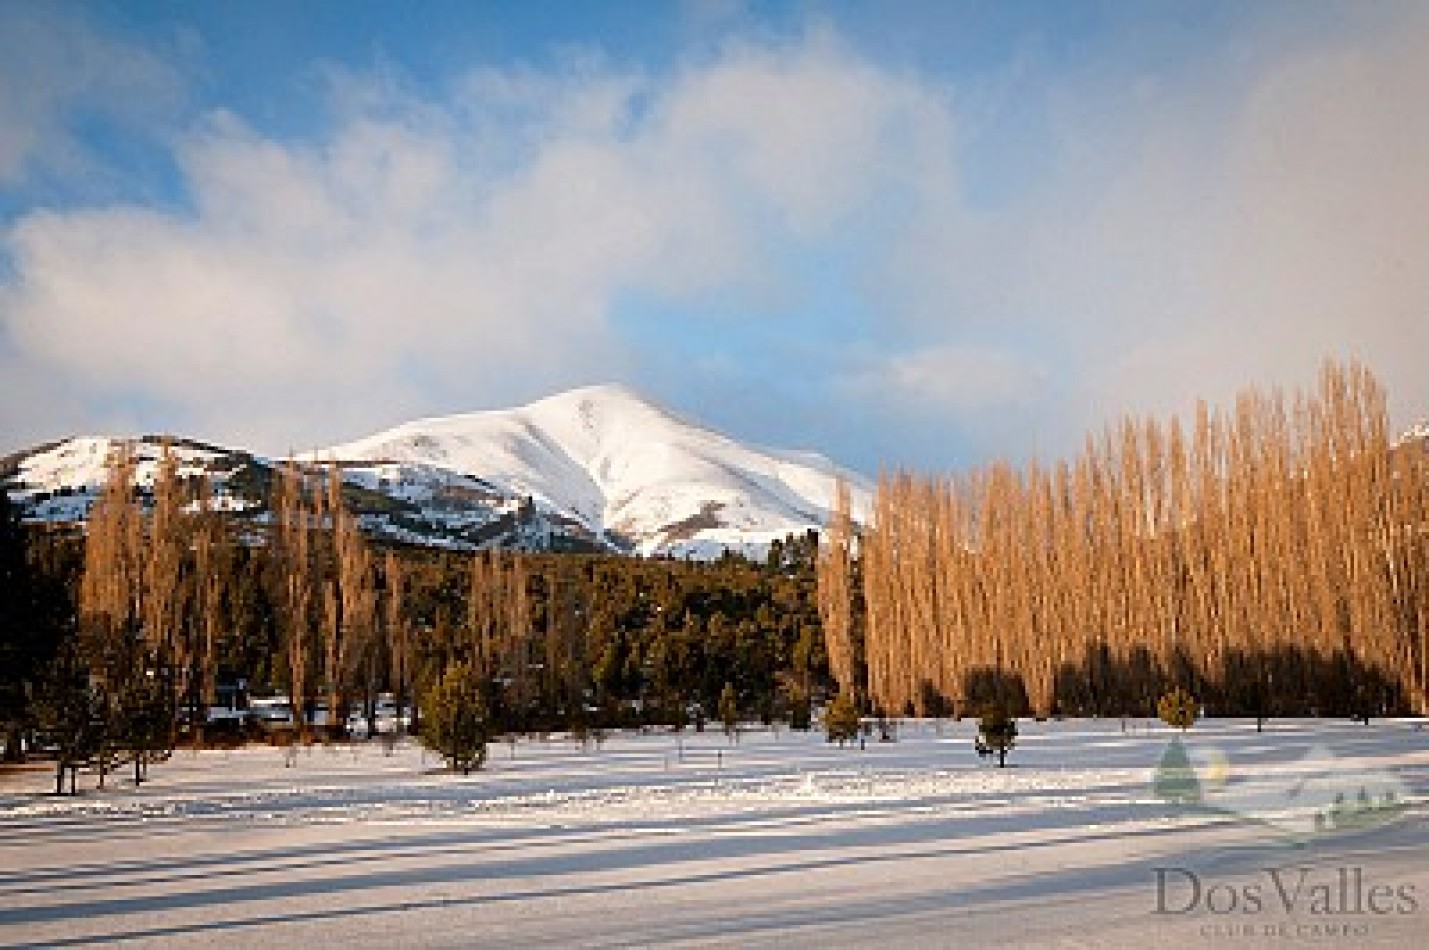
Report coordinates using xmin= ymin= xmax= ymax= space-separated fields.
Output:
xmin=976 ymin=706 xmax=1017 ymax=767
xmin=719 ymin=682 xmax=739 ymax=740
xmin=823 ymin=691 xmax=860 ymax=746
xmin=1158 ymin=687 xmax=1198 ymax=732
xmin=118 ymin=671 xmax=172 ymax=786
xmin=32 ymin=646 xmax=105 ymax=795
xmin=420 ymin=662 xmax=488 ymax=775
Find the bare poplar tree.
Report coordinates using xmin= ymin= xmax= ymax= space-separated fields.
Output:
xmin=858 ymin=359 xmax=1426 ymax=721
xmin=816 ymin=478 xmax=857 ymax=700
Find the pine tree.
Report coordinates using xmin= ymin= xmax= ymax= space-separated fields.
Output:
xmin=420 ymin=660 xmax=488 ymax=774
xmin=32 ymin=644 xmax=104 ymax=795
xmin=976 ymin=706 xmax=1017 ymax=767
xmin=823 ymin=690 xmax=860 ymax=746
xmin=0 ymin=489 xmax=40 ymax=761
xmin=117 ymin=671 xmax=171 ymax=785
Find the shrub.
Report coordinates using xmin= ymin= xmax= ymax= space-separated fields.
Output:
xmin=1158 ymin=687 xmax=1198 ymax=731
xmin=823 ymin=691 xmax=860 ymax=746
xmin=976 ymin=706 xmax=1017 ymax=767
xmin=420 ymin=661 xmax=488 ymax=774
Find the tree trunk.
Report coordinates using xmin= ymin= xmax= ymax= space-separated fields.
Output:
xmin=3 ymin=726 xmax=22 ymax=763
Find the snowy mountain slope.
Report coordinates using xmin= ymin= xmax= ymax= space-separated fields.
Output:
xmin=2 ymin=436 xmax=261 ymax=523
xmin=3 ymin=385 xmax=870 ymax=558
xmin=1396 ymin=420 xmax=1429 ymax=447
xmin=318 ymin=384 xmax=871 ymax=557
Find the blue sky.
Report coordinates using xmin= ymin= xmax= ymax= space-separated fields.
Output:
xmin=2 ymin=0 xmax=1426 ymax=473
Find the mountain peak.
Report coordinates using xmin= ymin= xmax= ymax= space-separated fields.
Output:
xmin=538 ymin=382 xmax=649 ymax=405
xmin=321 ymin=384 xmax=870 ymax=557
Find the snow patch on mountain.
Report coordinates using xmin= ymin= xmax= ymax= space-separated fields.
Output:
xmin=1396 ymin=420 xmax=1429 ymax=446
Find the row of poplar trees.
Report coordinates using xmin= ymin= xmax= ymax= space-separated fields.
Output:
xmin=64 ymin=446 xmax=418 ymax=775
xmin=819 ymin=360 xmax=1429 ymax=721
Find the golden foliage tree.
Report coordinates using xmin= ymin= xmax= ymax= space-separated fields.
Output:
xmin=816 ymin=477 xmax=857 ymax=698
xmin=859 ymin=361 xmax=1428 ymax=719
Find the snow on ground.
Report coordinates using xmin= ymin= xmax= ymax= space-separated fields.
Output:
xmin=2 ymin=719 xmax=1428 ymax=948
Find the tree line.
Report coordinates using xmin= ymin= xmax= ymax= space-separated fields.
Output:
xmin=4 ymin=357 xmax=1424 ymax=788
xmin=825 ymin=360 xmax=1428 ymax=722
xmin=0 ymin=450 xmax=833 ymax=787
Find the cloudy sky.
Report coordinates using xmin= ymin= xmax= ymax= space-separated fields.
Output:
xmin=1 ymin=0 xmax=1426 ymax=473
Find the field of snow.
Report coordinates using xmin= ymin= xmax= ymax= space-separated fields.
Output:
xmin=2 ymin=719 xmax=1427 ymax=948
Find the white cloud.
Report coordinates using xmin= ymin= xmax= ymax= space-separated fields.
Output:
xmin=4 ymin=6 xmax=1428 ymax=469
xmin=0 ymin=29 xmax=963 ymax=453
xmin=844 ymin=345 xmax=1045 ymax=416
xmin=877 ymin=2 xmax=1429 ymax=447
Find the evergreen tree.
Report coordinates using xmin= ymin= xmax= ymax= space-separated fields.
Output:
xmin=32 ymin=644 xmax=104 ymax=795
xmin=823 ymin=690 xmax=860 ymax=746
xmin=0 ymin=490 xmax=40 ymax=760
xmin=976 ymin=706 xmax=1017 ymax=767
xmin=420 ymin=661 xmax=488 ymax=774
xmin=118 ymin=671 xmax=172 ymax=785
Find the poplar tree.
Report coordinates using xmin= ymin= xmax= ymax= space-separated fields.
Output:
xmin=858 ymin=360 xmax=1427 ymax=721
xmin=384 ymin=552 xmax=411 ymax=733
xmin=275 ymin=460 xmax=314 ymax=739
xmin=816 ymin=478 xmax=857 ymax=699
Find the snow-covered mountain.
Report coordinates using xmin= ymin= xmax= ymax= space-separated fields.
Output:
xmin=315 ymin=384 xmax=870 ymax=557
xmin=2 ymin=385 xmax=870 ymax=559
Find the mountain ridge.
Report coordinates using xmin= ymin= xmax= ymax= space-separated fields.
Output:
xmin=3 ymin=385 xmax=870 ymax=559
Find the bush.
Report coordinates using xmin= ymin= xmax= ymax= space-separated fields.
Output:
xmin=823 ymin=691 xmax=860 ymax=746
xmin=1158 ymin=687 xmax=1198 ymax=731
xmin=420 ymin=661 xmax=488 ymax=774
xmin=976 ymin=706 xmax=1017 ymax=767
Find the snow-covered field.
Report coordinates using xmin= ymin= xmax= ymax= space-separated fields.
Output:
xmin=2 ymin=719 xmax=1427 ymax=948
